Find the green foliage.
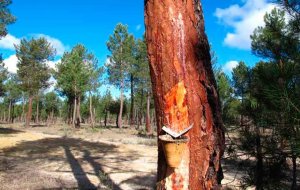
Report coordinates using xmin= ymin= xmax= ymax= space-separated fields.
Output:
xmin=55 ymin=44 xmax=94 ymax=98
xmin=0 ymin=0 xmax=16 ymax=37
xmin=0 ymin=58 xmax=8 ymax=97
xmin=232 ymin=61 xmax=251 ymax=99
xmin=106 ymin=23 xmax=134 ymax=89
xmin=5 ymin=74 xmax=21 ymax=103
xmin=44 ymin=92 xmax=60 ymax=115
xmin=16 ymin=38 xmax=55 ymax=96
xmin=251 ymin=8 xmax=298 ymax=62
xmin=215 ymin=70 xmax=239 ymax=124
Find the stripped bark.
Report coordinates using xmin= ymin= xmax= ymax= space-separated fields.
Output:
xmin=145 ymin=0 xmax=225 ymax=189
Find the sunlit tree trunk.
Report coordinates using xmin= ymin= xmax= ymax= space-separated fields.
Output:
xmin=25 ymin=96 xmax=33 ymax=127
xmin=145 ymin=0 xmax=225 ymax=189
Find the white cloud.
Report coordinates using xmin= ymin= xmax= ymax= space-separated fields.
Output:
xmin=0 ymin=34 xmax=20 ymax=50
xmin=0 ymin=33 xmax=67 ymax=56
xmin=35 ymin=34 xmax=67 ymax=56
xmin=215 ymin=0 xmax=276 ymax=50
xmin=3 ymin=54 xmax=18 ymax=73
xmin=47 ymin=59 xmax=61 ymax=71
xmin=222 ymin=60 xmax=239 ymax=73
xmin=3 ymin=54 xmax=61 ymax=74
xmin=136 ymin=24 xmax=142 ymax=31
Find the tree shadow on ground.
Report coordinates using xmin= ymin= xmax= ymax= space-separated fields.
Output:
xmin=120 ymin=175 xmax=156 ymax=190
xmin=0 ymin=136 xmax=154 ymax=190
xmin=0 ymin=127 xmax=22 ymax=135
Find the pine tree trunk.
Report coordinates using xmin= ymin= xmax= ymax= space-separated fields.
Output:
xmin=11 ymin=104 xmax=15 ymax=123
xmin=21 ymin=96 xmax=25 ymax=122
xmin=118 ymin=83 xmax=124 ymax=128
xmin=89 ymin=92 xmax=95 ymax=128
xmin=130 ymin=74 xmax=135 ymax=126
xmin=76 ymin=97 xmax=81 ymax=127
xmin=78 ymin=96 xmax=82 ymax=123
xmin=8 ymin=100 xmax=11 ymax=123
xmin=145 ymin=1 xmax=224 ymax=189
xmin=36 ymin=97 xmax=39 ymax=123
xmin=104 ymin=110 xmax=108 ymax=127
xmin=25 ymin=96 xmax=33 ymax=127
xmin=146 ymin=92 xmax=152 ymax=135
xmin=73 ymin=97 xmax=77 ymax=128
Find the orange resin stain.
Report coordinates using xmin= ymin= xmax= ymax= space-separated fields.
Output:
xmin=164 ymin=81 xmax=189 ymax=133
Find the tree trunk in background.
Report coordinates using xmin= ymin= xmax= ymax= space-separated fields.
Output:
xmin=21 ymin=96 xmax=25 ymax=122
xmin=25 ymin=96 xmax=33 ymax=127
xmin=76 ymin=97 xmax=81 ymax=127
xmin=36 ymin=97 xmax=39 ymax=123
xmin=8 ymin=100 xmax=11 ymax=123
xmin=118 ymin=83 xmax=124 ymax=128
xmin=146 ymin=92 xmax=152 ymax=135
xmin=11 ymin=104 xmax=15 ymax=123
xmin=73 ymin=97 xmax=77 ymax=127
xmin=145 ymin=1 xmax=225 ymax=189
xmin=130 ymin=74 xmax=135 ymax=126
xmin=89 ymin=92 xmax=95 ymax=128
xmin=104 ymin=110 xmax=108 ymax=127
xmin=78 ymin=97 xmax=82 ymax=123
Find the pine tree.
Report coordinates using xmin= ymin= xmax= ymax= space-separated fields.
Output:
xmin=55 ymin=44 xmax=95 ymax=128
xmin=15 ymin=38 xmax=55 ymax=127
xmin=0 ymin=0 xmax=16 ymax=38
xmin=106 ymin=23 xmax=134 ymax=128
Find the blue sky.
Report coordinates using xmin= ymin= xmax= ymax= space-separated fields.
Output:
xmin=0 ymin=0 xmax=276 ymax=94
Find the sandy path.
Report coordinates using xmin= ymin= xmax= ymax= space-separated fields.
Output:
xmin=0 ymin=127 xmax=157 ymax=190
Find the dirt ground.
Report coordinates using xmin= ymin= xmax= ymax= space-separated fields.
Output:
xmin=0 ymin=123 xmax=244 ymax=190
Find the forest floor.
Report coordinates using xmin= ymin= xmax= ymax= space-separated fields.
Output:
xmin=0 ymin=123 xmax=247 ymax=190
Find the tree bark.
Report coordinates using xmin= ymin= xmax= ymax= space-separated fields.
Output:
xmin=145 ymin=1 xmax=224 ymax=189
xmin=25 ymin=96 xmax=33 ymax=127
xmin=36 ymin=96 xmax=39 ymax=123
xmin=73 ymin=97 xmax=77 ymax=127
xmin=130 ymin=74 xmax=135 ymax=126
xmin=146 ymin=92 xmax=152 ymax=135
xmin=76 ymin=97 xmax=81 ymax=127
xmin=104 ymin=110 xmax=108 ymax=127
xmin=8 ymin=100 xmax=11 ymax=123
xmin=89 ymin=92 xmax=95 ymax=128
xmin=118 ymin=82 xmax=124 ymax=128
xmin=21 ymin=96 xmax=25 ymax=122
xmin=78 ymin=96 xmax=82 ymax=123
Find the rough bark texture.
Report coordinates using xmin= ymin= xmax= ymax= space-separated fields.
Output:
xmin=145 ymin=0 xmax=225 ymax=189
xmin=25 ymin=96 xmax=33 ymax=127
